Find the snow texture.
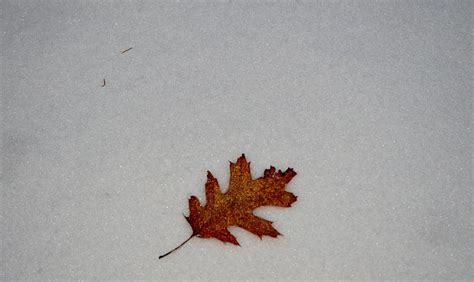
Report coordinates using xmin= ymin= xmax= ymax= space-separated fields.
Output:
xmin=1 ymin=0 xmax=472 ymax=280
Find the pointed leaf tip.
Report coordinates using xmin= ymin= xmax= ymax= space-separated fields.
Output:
xmin=207 ymin=171 xmax=215 ymax=179
xmin=237 ymin=153 xmax=247 ymax=163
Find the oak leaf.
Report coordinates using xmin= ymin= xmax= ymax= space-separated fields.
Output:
xmin=159 ymin=154 xmax=297 ymax=259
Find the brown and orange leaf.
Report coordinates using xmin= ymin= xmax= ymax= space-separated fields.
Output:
xmin=159 ymin=154 xmax=297 ymax=259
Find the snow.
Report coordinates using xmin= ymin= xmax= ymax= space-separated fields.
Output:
xmin=1 ymin=0 xmax=472 ymax=280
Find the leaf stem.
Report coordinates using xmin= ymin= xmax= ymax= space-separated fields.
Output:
xmin=159 ymin=234 xmax=195 ymax=259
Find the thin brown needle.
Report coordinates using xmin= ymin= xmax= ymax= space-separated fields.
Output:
xmin=121 ymin=47 xmax=132 ymax=54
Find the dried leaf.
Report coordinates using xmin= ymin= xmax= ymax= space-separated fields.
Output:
xmin=159 ymin=154 xmax=297 ymax=259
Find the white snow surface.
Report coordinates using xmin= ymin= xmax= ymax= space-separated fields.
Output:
xmin=1 ymin=0 xmax=472 ymax=280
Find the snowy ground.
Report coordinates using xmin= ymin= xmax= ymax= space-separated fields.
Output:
xmin=1 ymin=1 xmax=472 ymax=280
